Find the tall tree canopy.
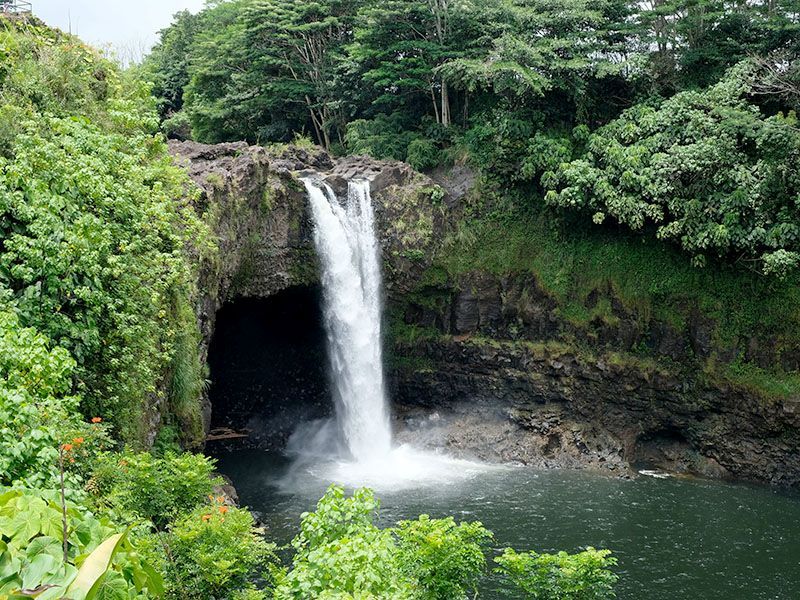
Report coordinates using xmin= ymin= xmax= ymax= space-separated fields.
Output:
xmin=144 ymin=0 xmax=800 ymax=275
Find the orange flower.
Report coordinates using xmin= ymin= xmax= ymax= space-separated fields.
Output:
xmin=218 ymin=506 xmax=229 ymax=515
xmin=201 ymin=514 xmax=212 ymax=522
xmin=216 ymin=496 xmax=224 ymax=504
xmin=91 ymin=417 xmax=102 ymax=423
xmin=72 ymin=437 xmax=84 ymax=445
xmin=61 ymin=443 xmax=73 ymax=452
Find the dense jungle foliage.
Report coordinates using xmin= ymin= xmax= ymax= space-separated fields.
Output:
xmin=2 ymin=0 xmax=799 ymax=596
xmin=146 ymin=0 xmax=800 ymax=276
xmin=0 ymin=14 xmax=619 ymax=600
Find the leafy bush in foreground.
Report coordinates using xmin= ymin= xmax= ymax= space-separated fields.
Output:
xmin=151 ymin=501 xmax=276 ymax=600
xmin=273 ymin=485 xmax=616 ymax=600
xmin=0 ymin=489 xmax=162 ymax=599
xmin=394 ymin=514 xmax=493 ymax=599
xmin=495 ymin=547 xmax=619 ymax=599
xmin=274 ymin=486 xmax=416 ymax=599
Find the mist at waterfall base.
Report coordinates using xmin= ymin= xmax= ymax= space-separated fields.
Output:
xmin=279 ymin=178 xmax=490 ymax=492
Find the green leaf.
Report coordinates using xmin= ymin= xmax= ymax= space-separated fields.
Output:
xmin=66 ymin=533 xmax=125 ymax=600
xmin=20 ymin=554 xmax=60 ymax=590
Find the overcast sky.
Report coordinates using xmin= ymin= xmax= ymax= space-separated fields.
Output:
xmin=33 ymin=0 xmax=206 ymax=62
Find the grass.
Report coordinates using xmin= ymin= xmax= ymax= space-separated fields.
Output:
xmin=722 ymin=362 xmax=800 ymax=402
xmin=437 ymin=209 xmax=800 ymax=354
xmin=168 ymin=292 xmax=206 ymax=447
xmin=425 ymin=202 xmax=800 ymax=401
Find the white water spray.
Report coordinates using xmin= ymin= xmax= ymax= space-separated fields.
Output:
xmin=303 ymin=178 xmax=392 ymax=461
xmin=284 ymin=177 xmax=493 ymax=491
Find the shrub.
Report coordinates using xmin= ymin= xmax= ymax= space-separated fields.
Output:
xmin=494 ymin=547 xmax=619 ymax=599
xmin=0 ymin=20 xmax=212 ymax=443
xmin=393 ymin=514 xmax=492 ymax=600
xmin=154 ymin=501 xmax=276 ymax=600
xmin=162 ymin=109 xmax=192 ymax=139
xmin=0 ymin=310 xmax=111 ymax=492
xmin=406 ymin=138 xmax=440 ymax=171
xmin=345 ymin=113 xmax=419 ymax=162
xmin=90 ymin=451 xmax=219 ymax=527
xmin=546 ymin=62 xmax=800 ymax=277
xmin=273 ymin=485 xmax=415 ymax=599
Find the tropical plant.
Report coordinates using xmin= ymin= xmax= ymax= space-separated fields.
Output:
xmin=89 ymin=451 xmax=219 ymax=528
xmin=494 ymin=547 xmax=619 ymax=600
xmin=0 ymin=18 xmax=212 ymax=443
xmin=273 ymin=485 xmax=415 ymax=599
xmin=0 ymin=310 xmax=111 ymax=492
xmin=545 ymin=62 xmax=800 ymax=276
xmin=0 ymin=489 xmax=163 ymax=599
xmin=394 ymin=514 xmax=492 ymax=599
xmin=145 ymin=500 xmax=275 ymax=600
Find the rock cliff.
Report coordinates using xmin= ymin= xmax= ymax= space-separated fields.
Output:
xmin=169 ymin=140 xmax=800 ymax=487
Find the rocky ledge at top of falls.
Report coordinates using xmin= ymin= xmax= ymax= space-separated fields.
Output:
xmin=169 ymin=140 xmax=800 ymax=488
xmin=169 ymin=140 xmax=450 ymax=300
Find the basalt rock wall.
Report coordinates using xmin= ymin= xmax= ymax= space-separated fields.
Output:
xmin=169 ymin=141 xmax=445 ymax=432
xmin=170 ymin=140 xmax=800 ymax=487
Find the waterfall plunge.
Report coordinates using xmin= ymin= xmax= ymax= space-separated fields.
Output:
xmin=304 ymin=178 xmax=392 ymax=461
xmin=282 ymin=177 xmax=492 ymax=491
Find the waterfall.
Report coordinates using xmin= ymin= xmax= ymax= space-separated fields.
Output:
xmin=283 ymin=176 xmax=489 ymax=491
xmin=302 ymin=178 xmax=392 ymax=462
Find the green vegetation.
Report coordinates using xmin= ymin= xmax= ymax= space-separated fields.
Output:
xmin=1 ymin=0 xmax=798 ymax=596
xmin=546 ymin=65 xmax=800 ymax=277
xmin=148 ymin=0 xmax=800 ymax=279
xmin=151 ymin=501 xmax=276 ymax=600
xmin=495 ymin=547 xmax=619 ymax=600
xmin=437 ymin=211 xmax=800 ymax=349
xmin=271 ymin=485 xmax=616 ymax=599
xmin=89 ymin=451 xmax=219 ymax=527
xmin=0 ymin=17 xmax=212 ymax=443
xmin=0 ymin=489 xmax=163 ymax=599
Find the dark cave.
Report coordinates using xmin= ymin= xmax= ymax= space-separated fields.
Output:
xmin=207 ymin=285 xmax=331 ymax=450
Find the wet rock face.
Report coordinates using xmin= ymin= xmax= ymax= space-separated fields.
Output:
xmin=390 ymin=337 xmax=800 ymax=486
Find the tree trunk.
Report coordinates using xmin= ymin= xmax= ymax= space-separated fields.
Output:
xmin=441 ymin=80 xmax=451 ymax=127
xmin=431 ymin=86 xmax=441 ymax=124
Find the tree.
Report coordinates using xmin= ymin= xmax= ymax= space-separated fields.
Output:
xmin=349 ymin=0 xmax=478 ymax=128
xmin=242 ymin=0 xmax=362 ymax=149
xmin=438 ymin=0 xmax=634 ymax=123
xmin=142 ymin=9 xmax=202 ymax=119
xmin=545 ymin=62 xmax=800 ymax=277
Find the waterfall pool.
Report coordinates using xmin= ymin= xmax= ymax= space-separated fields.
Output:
xmin=214 ymin=448 xmax=799 ymax=600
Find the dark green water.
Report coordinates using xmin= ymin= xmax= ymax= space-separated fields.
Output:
xmin=215 ymin=449 xmax=800 ymax=599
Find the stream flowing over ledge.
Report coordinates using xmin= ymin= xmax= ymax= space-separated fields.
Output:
xmin=168 ymin=139 xmax=800 ymax=488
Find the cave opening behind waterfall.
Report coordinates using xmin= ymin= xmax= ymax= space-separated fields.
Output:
xmin=207 ymin=285 xmax=331 ymax=450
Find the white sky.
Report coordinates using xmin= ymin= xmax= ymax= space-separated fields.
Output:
xmin=32 ymin=0 xmax=207 ymax=62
